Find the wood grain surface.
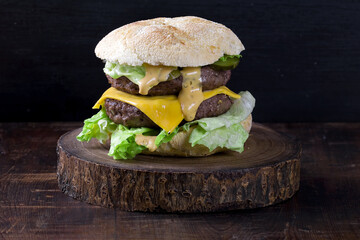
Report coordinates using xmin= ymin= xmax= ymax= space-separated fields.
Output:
xmin=0 ymin=122 xmax=359 ymax=239
xmin=57 ymin=124 xmax=300 ymax=212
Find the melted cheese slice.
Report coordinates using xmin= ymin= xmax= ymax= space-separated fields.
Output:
xmin=93 ymin=86 xmax=240 ymax=132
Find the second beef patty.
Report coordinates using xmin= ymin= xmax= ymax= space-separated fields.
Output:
xmin=104 ymin=94 xmax=233 ymax=128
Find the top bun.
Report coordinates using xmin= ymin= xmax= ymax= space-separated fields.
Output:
xmin=95 ymin=16 xmax=244 ymax=67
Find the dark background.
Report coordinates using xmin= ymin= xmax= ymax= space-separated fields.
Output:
xmin=1 ymin=0 xmax=359 ymax=122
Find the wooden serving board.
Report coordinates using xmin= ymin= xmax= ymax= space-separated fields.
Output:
xmin=57 ymin=123 xmax=301 ymax=213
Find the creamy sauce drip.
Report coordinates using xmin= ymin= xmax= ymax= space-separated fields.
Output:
xmin=138 ymin=64 xmax=176 ymax=95
xmin=137 ymin=65 xmax=203 ymax=122
xmin=178 ymin=67 xmax=203 ymax=121
xmin=135 ymin=134 xmax=157 ymax=152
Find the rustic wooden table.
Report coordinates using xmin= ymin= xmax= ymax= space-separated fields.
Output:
xmin=0 ymin=122 xmax=359 ymax=239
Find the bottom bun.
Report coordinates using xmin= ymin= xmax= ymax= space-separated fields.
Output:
xmin=142 ymin=114 xmax=252 ymax=157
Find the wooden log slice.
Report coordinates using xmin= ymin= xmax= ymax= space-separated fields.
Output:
xmin=57 ymin=123 xmax=301 ymax=213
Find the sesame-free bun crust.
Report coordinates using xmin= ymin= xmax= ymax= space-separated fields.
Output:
xmin=95 ymin=16 xmax=245 ymax=67
xmin=142 ymin=114 xmax=252 ymax=157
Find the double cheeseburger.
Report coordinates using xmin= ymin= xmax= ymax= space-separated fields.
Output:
xmin=77 ymin=16 xmax=255 ymax=159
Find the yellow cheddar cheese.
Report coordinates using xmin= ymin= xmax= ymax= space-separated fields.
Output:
xmin=93 ymin=86 xmax=240 ymax=132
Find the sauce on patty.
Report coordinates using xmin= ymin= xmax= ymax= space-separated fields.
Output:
xmin=138 ymin=65 xmax=204 ymax=121
xmin=138 ymin=64 xmax=176 ymax=95
xmin=178 ymin=67 xmax=203 ymax=121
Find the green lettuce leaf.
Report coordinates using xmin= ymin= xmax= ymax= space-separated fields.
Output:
xmin=103 ymin=61 xmax=146 ymax=84
xmin=77 ymin=108 xmax=179 ymax=159
xmin=154 ymin=127 xmax=179 ymax=146
xmin=189 ymin=123 xmax=249 ymax=152
xmin=108 ymin=125 xmax=157 ymax=160
xmin=184 ymin=91 xmax=255 ymax=152
xmin=76 ymin=107 xmax=117 ymax=144
xmin=103 ymin=61 xmax=181 ymax=85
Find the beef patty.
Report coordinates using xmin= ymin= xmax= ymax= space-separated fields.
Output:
xmin=104 ymin=94 xmax=233 ymax=128
xmin=107 ymin=66 xmax=231 ymax=96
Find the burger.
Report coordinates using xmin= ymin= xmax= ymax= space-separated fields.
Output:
xmin=77 ymin=16 xmax=255 ymax=159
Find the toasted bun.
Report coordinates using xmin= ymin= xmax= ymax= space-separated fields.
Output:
xmin=142 ymin=114 xmax=252 ymax=157
xmin=95 ymin=16 xmax=244 ymax=67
